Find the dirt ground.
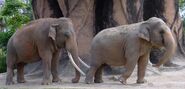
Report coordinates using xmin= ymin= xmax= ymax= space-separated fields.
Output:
xmin=0 ymin=59 xmax=185 ymax=89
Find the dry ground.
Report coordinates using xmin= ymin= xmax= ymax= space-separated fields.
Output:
xmin=0 ymin=60 xmax=185 ymax=89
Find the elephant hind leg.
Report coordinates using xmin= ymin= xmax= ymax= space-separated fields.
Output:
xmin=94 ymin=64 xmax=105 ymax=83
xmin=85 ymin=54 xmax=104 ymax=84
xmin=17 ymin=62 xmax=26 ymax=83
xmin=6 ymin=53 xmax=16 ymax=85
xmin=6 ymin=67 xmax=15 ymax=85
xmin=85 ymin=66 xmax=99 ymax=84
xmin=119 ymin=57 xmax=138 ymax=85
xmin=85 ymin=61 xmax=103 ymax=84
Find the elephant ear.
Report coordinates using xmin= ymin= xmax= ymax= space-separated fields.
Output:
xmin=49 ymin=24 xmax=58 ymax=41
xmin=138 ymin=23 xmax=150 ymax=42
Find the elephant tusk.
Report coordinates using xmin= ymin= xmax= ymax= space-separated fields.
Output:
xmin=67 ymin=51 xmax=86 ymax=76
xmin=78 ymin=57 xmax=90 ymax=68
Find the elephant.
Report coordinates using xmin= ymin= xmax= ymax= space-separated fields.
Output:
xmin=6 ymin=17 xmax=89 ymax=85
xmin=85 ymin=17 xmax=176 ymax=84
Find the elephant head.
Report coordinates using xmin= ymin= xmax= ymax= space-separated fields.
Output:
xmin=48 ymin=18 xmax=89 ymax=75
xmin=138 ymin=17 xmax=176 ymax=67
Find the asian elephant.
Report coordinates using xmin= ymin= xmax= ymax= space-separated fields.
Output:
xmin=6 ymin=17 xmax=88 ymax=85
xmin=85 ymin=17 xmax=176 ymax=84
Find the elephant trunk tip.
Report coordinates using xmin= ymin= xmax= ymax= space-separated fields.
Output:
xmin=154 ymin=34 xmax=176 ymax=67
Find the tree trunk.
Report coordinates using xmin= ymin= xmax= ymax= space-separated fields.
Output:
xmin=30 ymin=0 xmax=184 ymax=76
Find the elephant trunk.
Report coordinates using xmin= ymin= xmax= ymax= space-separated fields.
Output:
xmin=154 ymin=31 xmax=176 ymax=67
xmin=66 ymin=36 xmax=86 ymax=75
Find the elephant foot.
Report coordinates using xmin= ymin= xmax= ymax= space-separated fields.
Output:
xmin=85 ymin=77 xmax=93 ymax=84
xmin=119 ymin=77 xmax=127 ymax=85
xmin=17 ymin=79 xmax=26 ymax=83
xmin=164 ymin=62 xmax=179 ymax=67
xmin=52 ymin=78 xmax=62 ymax=83
xmin=6 ymin=80 xmax=15 ymax=85
xmin=94 ymin=79 xmax=103 ymax=83
xmin=137 ymin=79 xmax=147 ymax=84
xmin=72 ymin=77 xmax=80 ymax=83
xmin=41 ymin=79 xmax=52 ymax=85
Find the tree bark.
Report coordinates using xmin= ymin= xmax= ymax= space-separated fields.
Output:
xmin=30 ymin=0 xmax=184 ymax=75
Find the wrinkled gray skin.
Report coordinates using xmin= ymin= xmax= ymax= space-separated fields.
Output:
xmin=6 ymin=18 xmax=81 ymax=85
xmin=85 ymin=17 xmax=176 ymax=84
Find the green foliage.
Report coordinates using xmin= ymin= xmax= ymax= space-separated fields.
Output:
xmin=0 ymin=49 xmax=6 ymax=73
xmin=0 ymin=30 xmax=14 ymax=51
xmin=0 ymin=0 xmax=33 ymax=73
xmin=180 ymin=0 xmax=185 ymax=10
xmin=0 ymin=0 xmax=32 ymax=30
xmin=0 ymin=0 xmax=32 ymax=49
xmin=179 ymin=0 xmax=185 ymax=28
xmin=180 ymin=0 xmax=184 ymax=7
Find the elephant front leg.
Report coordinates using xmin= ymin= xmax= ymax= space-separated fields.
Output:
xmin=51 ymin=51 xmax=62 ymax=83
xmin=72 ymin=69 xmax=80 ymax=83
xmin=17 ymin=63 xmax=26 ymax=83
xmin=40 ymin=51 xmax=52 ymax=85
xmin=137 ymin=54 xmax=149 ymax=84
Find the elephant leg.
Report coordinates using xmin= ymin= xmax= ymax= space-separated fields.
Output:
xmin=119 ymin=57 xmax=137 ymax=85
xmin=40 ymin=51 xmax=52 ymax=85
xmin=137 ymin=54 xmax=149 ymax=84
xmin=70 ymin=50 xmax=81 ymax=83
xmin=85 ymin=66 xmax=99 ymax=84
xmin=85 ymin=55 xmax=103 ymax=84
xmin=94 ymin=65 xmax=104 ymax=83
xmin=17 ymin=63 xmax=26 ymax=83
xmin=72 ymin=69 xmax=80 ymax=83
xmin=164 ymin=60 xmax=178 ymax=67
xmin=6 ymin=54 xmax=16 ymax=85
xmin=6 ymin=66 xmax=15 ymax=85
xmin=51 ymin=51 xmax=62 ymax=83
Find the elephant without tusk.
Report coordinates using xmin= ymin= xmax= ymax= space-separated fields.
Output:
xmin=85 ymin=17 xmax=176 ymax=84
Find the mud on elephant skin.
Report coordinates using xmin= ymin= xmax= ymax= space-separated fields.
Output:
xmin=6 ymin=17 xmax=88 ymax=85
xmin=85 ymin=17 xmax=176 ymax=84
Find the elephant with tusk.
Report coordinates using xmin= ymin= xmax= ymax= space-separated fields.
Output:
xmin=6 ymin=17 xmax=89 ymax=85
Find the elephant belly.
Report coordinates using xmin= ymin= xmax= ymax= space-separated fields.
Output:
xmin=104 ymin=55 xmax=126 ymax=66
xmin=97 ymin=46 xmax=126 ymax=66
xmin=92 ymin=31 xmax=127 ymax=66
xmin=17 ymin=50 xmax=40 ymax=63
xmin=15 ymin=43 xmax=40 ymax=63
